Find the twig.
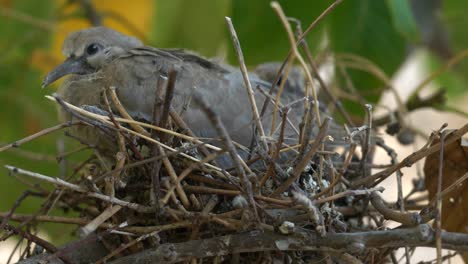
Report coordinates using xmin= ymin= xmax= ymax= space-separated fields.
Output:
xmin=292 ymin=18 xmax=355 ymax=127
xmin=193 ymin=94 xmax=259 ymax=220
xmin=225 ymin=17 xmax=268 ymax=151
xmin=149 ymin=75 xmax=165 ymax=209
xmin=5 ymin=166 xmax=154 ymax=213
xmin=435 ymin=131 xmax=448 ymax=264
xmin=360 ymin=104 xmax=373 ymax=178
xmin=103 ymin=88 xmax=127 ymax=189
xmin=101 ymin=10 xmax=148 ymax=42
xmin=160 ymin=153 xmax=232 ymax=205
xmin=313 ymin=144 xmax=356 ymax=199
xmin=109 ymin=225 xmax=468 ymax=264
xmin=96 ymin=230 xmax=159 ymax=264
xmin=260 ymin=107 xmax=289 ymax=187
xmin=159 ymin=70 xmax=177 ymax=141
xmin=431 ymin=171 xmax=468 ymax=204
xmin=47 ymin=95 xmax=222 ymax=151
xmin=0 ymin=190 xmax=43 ymax=231
xmin=161 ymin=152 xmax=224 ymax=206
xmin=183 ymin=185 xmax=239 ymax=196
xmin=184 ymin=185 xmax=293 ymax=207
xmin=409 ymin=49 xmax=468 ymax=100
xmin=186 ymin=174 xmax=237 ymax=191
xmin=292 ymin=191 xmax=325 ymax=236
xmin=258 ymin=0 xmax=344 ymax=124
xmin=0 ymin=7 xmax=57 ymax=31
xmin=351 ymin=122 xmax=468 ymax=187
xmin=108 ymin=87 xmax=148 ymax=136
xmin=269 ymin=53 xmax=296 ymax=136
xmin=79 ymin=205 xmax=122 ymax=237
xmin=316 ymin=187 xmax=384 ymax=204
xmin=272 ymin=117 xmax=331 ymax=195
xmin=370 ymin=192 xmax=422 ymax=226
xmin=0 ymin=212 xmax=107 ymax=226
xmin=159 ymin=145 xmax=190 ymax=208
xmin=46 ymin=95 xmax=225 ymax=173
xmin=0 ymin=122 xmax=79 ymax=152
xmin=298 ymin=98 xmax=315 ymax=159
xmin=271 ymin=2 xmax=322 ymax=126
xmin=77 ymin=0 xmax=102 ymax=25
xmin=3 ymin=224 xmax=74 ymax=264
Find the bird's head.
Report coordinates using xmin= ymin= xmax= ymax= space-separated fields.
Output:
xmin=42 ymin=27 xmax=143 ymax=88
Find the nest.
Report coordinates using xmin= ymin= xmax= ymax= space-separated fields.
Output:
xmin=2 ymin=4 xmax=468 ymax=264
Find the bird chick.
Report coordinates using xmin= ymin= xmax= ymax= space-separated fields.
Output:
xmin=43 ymin=27 xmax=344 ymax=167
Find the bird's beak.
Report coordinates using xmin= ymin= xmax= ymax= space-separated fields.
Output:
xmin=42 ymin=56 xmax=93 ymax=88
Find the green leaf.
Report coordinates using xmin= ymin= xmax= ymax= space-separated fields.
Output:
xmin=439 ymin=0 xmax=468 ymax=96
xmin=229 ymin=0 xmax=333 ymax=65
xmin=328 ymin=0 xmax=406 ymax=114
xmin=386 ymin=0 xmax=420 ymax=42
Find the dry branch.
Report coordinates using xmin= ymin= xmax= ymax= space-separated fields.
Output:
xmin=109 ymin=225 xmax=468 ymax=264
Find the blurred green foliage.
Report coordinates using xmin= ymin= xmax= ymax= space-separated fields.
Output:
xmin=0 ymin=0 xmax=80 ymax=245
xmin=435 ymin=0 xmax=468 ymax=96
xmin=0 ymin=0 xmax=467 ymax=245
xmin=151 ymin=0 xmax=230 ymax=57
xmin=0 ymin=1 xmax=55 ymax=209
xmin=152 ymin=0 xmax=415 ymax=115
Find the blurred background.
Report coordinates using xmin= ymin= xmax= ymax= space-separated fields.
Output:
xmin=0 ymin=0 xmax=467 ymax=262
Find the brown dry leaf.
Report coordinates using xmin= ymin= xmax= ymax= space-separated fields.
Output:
xmin=424 ymin=137 xmax=468 ymax=260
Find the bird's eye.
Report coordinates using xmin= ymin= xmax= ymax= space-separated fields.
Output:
xmin=86 ymin=43 xmax=100 ymax=55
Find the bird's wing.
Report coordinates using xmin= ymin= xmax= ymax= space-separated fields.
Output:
xmin=106 ymin=47 xmax=261 ymax=144
xmin=108 ymin=47 xmax=346 ymax=153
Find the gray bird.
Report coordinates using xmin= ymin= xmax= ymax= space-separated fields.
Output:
xmin=43 ymin=27 xmax=344 ymax=167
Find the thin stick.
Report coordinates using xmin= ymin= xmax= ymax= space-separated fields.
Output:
xmin=159 ymin=70 xmax=177 ymax=141
xmin=259 ymin=107 xmax=289 ymax=187
xmin=5 ymin=166 xmax=154 ymax=213
xmin=46 ymin=95 xmax=225 ymax=173
xmin=259 ymin=0 xmax=344 ymax=124
xmin=298 ymin=97 xmax=315 ymax=159
xmin=317 ymin=187 xmax=384 ymax=204
xmin=0 ymin=7 xmax=57 ymax=31
xmin=108 ymin=87 xmax=148 ymax=135
xmin=410 ymin=49 xmax=468 ymax=99
xmin=96 ymin=230 xmax=159 ymax=264
xmin=313 ymin=144 xmax=356 ymax=199
xmin=225 ymin=17 xmax=268 ymax=151
xmin=272 ymin=117 xmax=331 ymax=195
xmin=431 ymin=171 xmax=468 ymax=204
xmin=370 ymin=192 xmax=422 ymax=226
xmin=271 ymin=2 xmax=322 ymax=126
xmin=269 ymin=54 xmax=296 ymax=135
xmin=79 ymin=205 xmax=122 ymax=237
xmin=103 ymin=88 xmax=127 ymax=189
xmin=194 ymin=94 xmax=258 ymax=220
xmin=294 ymin=22 xmax=354 ymax=127
xmin=159 ymin=145 xmax=190 ymax=208
xmin=161 ymin=152 xmax=223 ymax=205
xmin=360 ymin=104 xmax=373 ymax=179
xmin=46 ymin=95 xmax=221 ymax=152
xmin=0 ymin=121 xmax=79 ymax=152
xmin=435 ymin=132 xmax=448 ymax=264
xmin=351 ymin=122 xmax=468 ymax=187
xmin=109 ymin=225 xmax=468 ymax=263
